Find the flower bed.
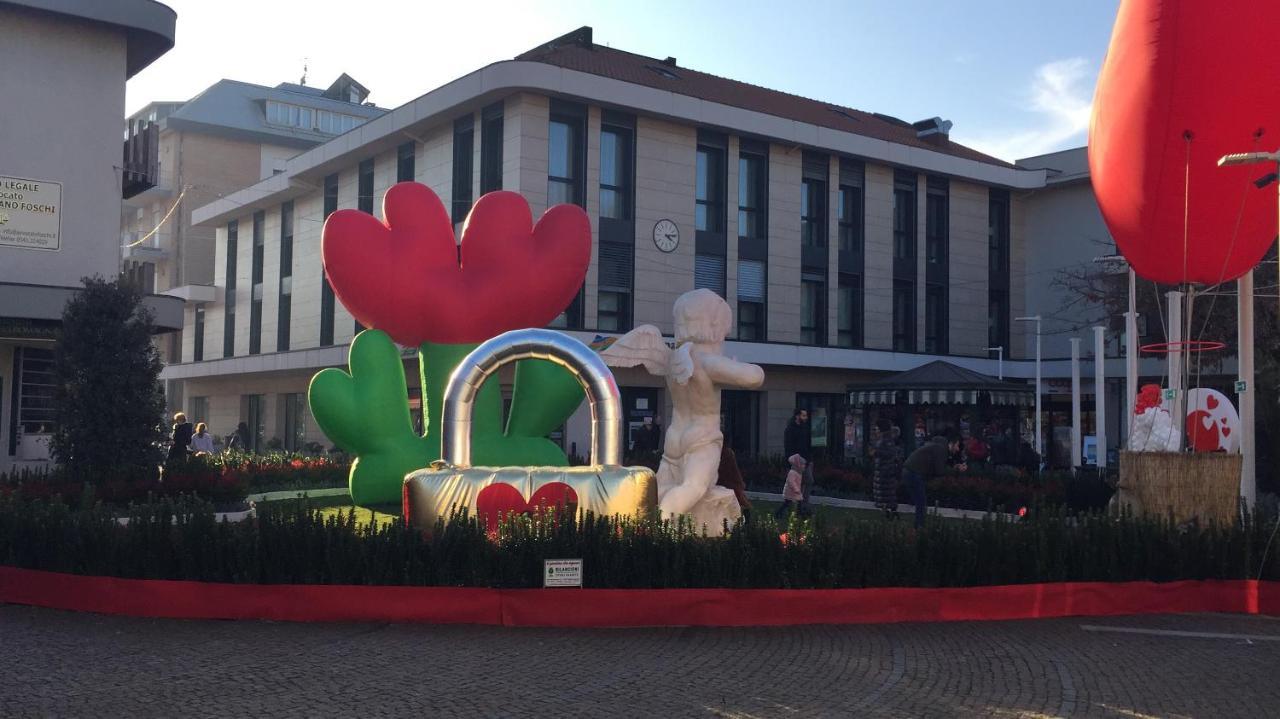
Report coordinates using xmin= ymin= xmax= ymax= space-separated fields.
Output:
xmin=0 ymin=453 xmax=350 ymax=507
xmin=1 ymin=493 xmax=1274 ymax=590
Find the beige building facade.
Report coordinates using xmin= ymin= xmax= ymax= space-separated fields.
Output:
xmin=168 ymin=28 xmax=1048 ymax=459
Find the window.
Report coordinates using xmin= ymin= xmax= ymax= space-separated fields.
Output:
xmin=480 ymin=104 xmax=503 ymax=194
xmin=926 ymin=179 xmax=948 ymax=265
xmin=694 ymin=254 xmax=727 ymax=297
xmin=320 ymin=174 xmax=338 ymax=346
xmin=193 ymin=305 xmax=205 ymax=362
xmin=243 ymin=394 xmax=265 ymax=454
xmin=801 ymin=273 xmax=826 ymax=346
xmin=283 ymin=393 xmax=306 ymax=452
xmin=893 ymin=280 xmax=915 ymax=352
xmin=189 ymin=396 xmax=208 ymax=427
xmin=597 ymin=291 xmax=629 ymax=332
xmin=837 ymin=274 xmax=861 ymax=348
xmin=926 ymin=284 xmax=947 ymax=354
xmin=894 ymin=174 xmax=917 ymax=259
xmin=15 ymin=347 xmax=55 ymax=435
xmin=597 ymin=241 xmax=633 ymax=332
xmin=265 ymin=101 xmax=365 ymax=135
xmin=223 ymin=221 xmax=238 ymax=358
xmin=547 ymin=116 xmax=582 ymax=207
xmin=355 ymin=159 xmax=374 ymax=335
xmin=248 ymin=211 xmax=264 ymax=355
xmin=452 ymin=116 xmax=474 ymax=224
xmin=738 ymin=152 xmax=766 ymax=240
xmin=277 ymin=201 xmax=293 ymax=352
xmin=599 ymin=125 xmax=633 ymax=220
xmin=695 ymin=144 xmax=725 ymax=232
xmin=801 ymin=177 xmax=827 ymax=248
xmin=396 ymin=142 xmax=415 ymax=183
xmin=989 ymin=189 xmax=1011 ymax=351
xmin=838 ymin=184 xmax=863 ymax=254
xmin=737 ymin=259 xmax=766 ymax=341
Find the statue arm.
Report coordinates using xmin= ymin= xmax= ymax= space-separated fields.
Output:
xmin=702 ymin=354 xmax=764 ymax=389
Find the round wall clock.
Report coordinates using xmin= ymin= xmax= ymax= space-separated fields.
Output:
xmin=652 ymin=219 xmax=679 ymax=253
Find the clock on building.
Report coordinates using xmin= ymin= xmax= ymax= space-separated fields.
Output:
xmin=652 ymin=219 xmax=679 ymax=253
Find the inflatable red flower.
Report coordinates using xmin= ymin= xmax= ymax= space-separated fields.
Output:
xmin=322 ymin=183 xmax=591 ymax=345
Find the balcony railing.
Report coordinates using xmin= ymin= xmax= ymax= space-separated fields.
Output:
xmin=122 ymin=120 xmax=159 ymax=199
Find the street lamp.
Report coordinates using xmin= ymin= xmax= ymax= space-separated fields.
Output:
xmin=1014 ymin=315 xmax=1042 ymax=463
xmin=1094 ymin=253 xmax=1138 ymax=445
xmin=985 ymin=346 xmax=1004 ymax=379
xmin=1214 ymin=150 xmax=1276 ymax=511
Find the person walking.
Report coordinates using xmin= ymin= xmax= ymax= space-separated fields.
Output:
xmin=902 ymin=431 xmax=965 ymax=528
xmin=783 ymin=408 xmax=814 ymax=515
xmin=716 ymin=444 xmax=752 ymax=520
xmin=190 ymin=422 xmax=216 ymax=454
xmin=871 ymin=418 xmax=903 ymax=518
xmin=168 ymin=412 xmax=193 ymax=463
xmin=227 ymin=421 xmax=252 ymax=453
xmin=774 ymin=454 xmax=806 ymax=522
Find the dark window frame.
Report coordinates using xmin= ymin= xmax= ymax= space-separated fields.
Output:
xmin=320 ymin=173 xmax=338 ymax=346
xmin=599 ymin=123 xmax=634 ymax=221
xmin=801 ymin=272 xmax=827 ymax=346
xmin=695 ymin=142 xmax=727 ymax=233
xmin=836 ymin=273 xmax=862 ymax=349
xmin=277 ymin=200 xmax=294 ymax=352
xmin=354 ymin=159 xmax=374 ymax=335
xmin=480 ymin=103 xmax=504 ymax=194
xmin=988 ymin=188 xmax=1012 ymax=353
xmin=893 ymin=173 xmax=917 ymax=260
xmin=737 ymin=150 xmax=767 ymax=241
xmin=396 ymin=141 xmax=415 ymax=183
xmin=223 ymin=220 xmax=238 ymax=358
xmin=248 ymin=210 xmax=265 ymax=355
xmin=452 ymin=115 xmax=474 ymax=224
xmin=547 ymin=101 xmax=587 ymax=329
xmin=926 ymin=178 xmax=949 ymax=266
xmin=838 ymin=183 xmax=863 ymax=255
xmin=893 ymin=280 xmax=916 ymax=352
xmin=193 ymin=305 xmax=205 ymax=362
xmin=925 ymin=282 xmax=948 ymax=354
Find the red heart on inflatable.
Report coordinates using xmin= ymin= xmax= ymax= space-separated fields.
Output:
xmin=322 ymin=183 xmax=591 ymax=345
xmin=1185 ymin=410 xmax=1222 ymax=452
xmin=1206 ymin=394 xmax=1219 ymax=410
xmin=474 ymin=482 xmax=579 ymax=532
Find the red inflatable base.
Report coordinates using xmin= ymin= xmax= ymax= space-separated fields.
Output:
xmin=0 ymin=567 xmax=1274 ymax=627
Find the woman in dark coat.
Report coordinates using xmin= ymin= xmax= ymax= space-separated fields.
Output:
xmin=871 ymin=418 xmax=903 ymax=518
xmin=168 ymin=412 xmax=194 ymax=463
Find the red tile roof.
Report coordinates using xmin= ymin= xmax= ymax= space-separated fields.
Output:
xmin=516 ymin=28 xmax=1014 ymax=169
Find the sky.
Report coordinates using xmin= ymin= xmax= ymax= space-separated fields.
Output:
xmin=126 ymin=0 xmax=1120 ymax=163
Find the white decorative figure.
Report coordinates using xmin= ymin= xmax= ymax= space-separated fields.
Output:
xmin=601 ymin=289 xmax=764 ymax=533
xmin=1129 ymin=405 xmax=1180 ymax=452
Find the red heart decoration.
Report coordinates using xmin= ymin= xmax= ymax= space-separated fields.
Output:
xmin=1185 ymin=410 xmax=1222 ymax=453
xmin=474 ymin=482 xmax=579 ymax=532
xmin=322 ymin=183 xmax=591 ymax=345
xmin=1206 ymin=394 xmax=1220 ymax=410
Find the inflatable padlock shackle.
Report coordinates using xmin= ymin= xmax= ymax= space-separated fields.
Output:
xmin=441 ymin=328 xmax=624 ymax=469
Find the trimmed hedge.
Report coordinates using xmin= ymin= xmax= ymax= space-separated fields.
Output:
xmin=1 ymin=492 xmax=1274 ymax=589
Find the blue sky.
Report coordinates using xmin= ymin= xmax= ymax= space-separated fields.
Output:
xmin=127 ymin=0 xmax=1120 ymax=162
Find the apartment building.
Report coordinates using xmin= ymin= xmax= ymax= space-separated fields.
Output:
xmin=121 ymin=74 xmax=385 ymax=373
xmin=168 ymin=27 xmax=1049 ymax=459
xmin=1 ymin=0 xmax=177 ymax=470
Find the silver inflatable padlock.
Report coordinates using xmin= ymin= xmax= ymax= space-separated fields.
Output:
xmin=403 ymin=329 xmax=658 ymax=529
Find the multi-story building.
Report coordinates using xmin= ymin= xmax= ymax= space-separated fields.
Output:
xmin=169 ymin=26 xmax=1050 ymax=458
xmin=121 ymin=74 xmax=384 ymax=373
xmin=1 ymin=0 xmax=178 ymax=470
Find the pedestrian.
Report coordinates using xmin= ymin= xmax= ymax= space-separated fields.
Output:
xmin=783 ymin=408 xmax=814 ymax=515
xmin=902 ymin=431 xmax=965 ymax=528
xmin=633 ymin=416 xmax=661 ymax=454
xmin=716 ymin=444 xmax=752 ymax=520
xmin=871 ymin=418 xmax=903 ymax=518
xmin=168 ymin=412 xmax=193 ymax=463
xmin=190 ymin=422 xmax=215 ymax=454
xmin=774 ymin=454 xmax=806 ymax=522
xmin=226 ymin=421 xmax=252 ymax=453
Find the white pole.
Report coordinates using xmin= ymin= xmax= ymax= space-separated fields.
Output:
xmin=1238 ymin=270 xmax=1256 ymax=510
xmin=1070 ymin=337 xmax=1081 ymax=469
xmin=1166 ymin=290 xmax=1184 ymax=451
xmin=1125 ymin=267 xmax=1138 ymax=444
xmin=1093 ymin=326 xmax=1107 ymax=469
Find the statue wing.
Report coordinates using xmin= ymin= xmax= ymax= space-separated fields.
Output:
xmin=600 ymin=325 xmax=672 ymax=377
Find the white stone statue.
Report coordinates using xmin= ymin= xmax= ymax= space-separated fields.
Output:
xmin=601 ymin=289 xmax=764 ymax=533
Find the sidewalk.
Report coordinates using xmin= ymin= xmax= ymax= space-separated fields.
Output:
xmin=745 ymin=490 xmax=1010 ymax=521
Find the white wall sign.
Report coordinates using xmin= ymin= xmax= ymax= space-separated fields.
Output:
xmin=543 ymin=558 xmax=583 ymax=588
xmin=0 ymin=176 xmax=61 ymax=251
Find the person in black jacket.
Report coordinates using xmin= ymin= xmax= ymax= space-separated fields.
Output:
xmin=783 ymin=408 xmax=814 ymax=514
xmin=168 ymin=412 xmax=194 ymax=463
xmin=903 ymin=431 xmax=965 ymax=528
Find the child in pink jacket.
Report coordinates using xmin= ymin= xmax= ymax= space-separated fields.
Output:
xmin=774 ymin=454 xmax=807 ymax=521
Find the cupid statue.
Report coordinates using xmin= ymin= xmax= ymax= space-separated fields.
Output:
xmin=601 ymin=289 xmax=764 ymax=531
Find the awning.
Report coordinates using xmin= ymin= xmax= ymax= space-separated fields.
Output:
xmin=848 ymin=360 xmax=1034 ymax=407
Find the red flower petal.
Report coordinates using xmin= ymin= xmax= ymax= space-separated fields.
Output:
xmin=322 ymin=183 xmax=590 ymax=345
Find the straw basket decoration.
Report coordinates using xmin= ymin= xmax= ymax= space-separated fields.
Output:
xmin=1116 ymin=451 xmax=1241 ymax=525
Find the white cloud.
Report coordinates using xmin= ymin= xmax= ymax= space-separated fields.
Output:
xmin=955 ymin=57 xmax=1094 ymax=162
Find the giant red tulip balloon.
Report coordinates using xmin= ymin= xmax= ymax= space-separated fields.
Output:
xmin=1089 ymin=0 xmax=1280 ymax=285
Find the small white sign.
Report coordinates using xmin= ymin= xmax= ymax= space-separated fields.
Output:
xmin=0 ymin=176 xmax=61 ymax=251
xmin=1235 ymin=380 xmax=1248 ymax=393
xmin=543 ymin=559 xmax=583 ymax=588
xmin=1162 ymin=388 xmax=1177 ymax=401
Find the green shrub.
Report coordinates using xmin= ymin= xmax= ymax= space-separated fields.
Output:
xmin=0 ymin=492 xmax=1274 ymax=589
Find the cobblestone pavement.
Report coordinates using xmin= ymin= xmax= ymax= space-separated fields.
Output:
xmin=1 ymin=606 xmax=1277 ymax=718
